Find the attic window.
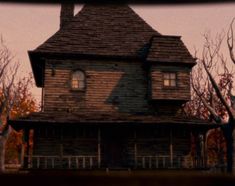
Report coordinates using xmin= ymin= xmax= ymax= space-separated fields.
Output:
xmin=163 ymin=72 xmax=177 ymax=87
xmin=71 ymin=70 xmax=85 ymax=90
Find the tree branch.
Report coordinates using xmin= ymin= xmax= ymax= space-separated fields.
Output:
xmin=202 ymin=59 xmax=235 ymax=120
xmin=191 ymin=73 xmax=222 ymax=123
xmin=227 ymin=17 xmax=235 ymax=64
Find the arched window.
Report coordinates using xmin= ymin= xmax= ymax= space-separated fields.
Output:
xmin=71 ymin=70 xmax=85 ymax=90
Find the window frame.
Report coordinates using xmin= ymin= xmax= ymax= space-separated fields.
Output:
xmin=70 ymin=69 xmax=86 ymax=91
xmin=162 ymin=71 xmax=178 ymax=88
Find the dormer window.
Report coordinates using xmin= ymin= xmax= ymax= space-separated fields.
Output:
xmin=163 ymin=72 xmax=176 ymax=87
xmin=71 ymin=70 xmax=85 ymax=90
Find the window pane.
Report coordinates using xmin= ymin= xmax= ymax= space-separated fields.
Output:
xmin=78 ymin=72 xmax=85 ymax=80
xmin=163 ymin=72 xmax=177 ymax=87
xmin=79 ymin=80 xmax=85 ymax=89
xmin=73 ymin=72 xmax=79 ymax=78
xmin=73 ymin=71 xmax=85 ymax=80
xmin=170 ymin=80 xmax=176 ymax=86
xmin=164 ymin=79 xmax=170 ymax=86
xmin=163 ymin=73 xmax=170 ymax=79
xmin=71 ymin=70 xmax=85 ymax=89
xmin=170 ymin=73 xmax=176 ymax=79
xmin=72 ymin=80 xmax=79 ymax=88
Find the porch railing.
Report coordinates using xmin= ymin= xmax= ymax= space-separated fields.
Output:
xmin=26 ymin=155 xmax=97 ymax=169
xmin=24 ymin=155 xmax=208 ymax=169
xmin=136 ymin=155 xmax=183 ymax=169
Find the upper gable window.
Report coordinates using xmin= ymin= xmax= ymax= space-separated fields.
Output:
xmin=163 ymin=72 xmax=177 ymax=87
xmin=71 ymin=70 xmax=85 ymax=90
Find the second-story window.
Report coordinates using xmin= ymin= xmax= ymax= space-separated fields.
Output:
xmin=163 ymin=72 xmax=177 ymax=87
xmin=71 ymin=70 xmax=85 ymax=90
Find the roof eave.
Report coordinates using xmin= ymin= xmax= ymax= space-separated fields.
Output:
xmin=28 ymin=50 xmax=144 ymax=88
xmin=8 ymin=118 xmax=219 ymax=131
xmin=28 ymin=51 xmax=45 ymax=88
xmin=146 ymin=60 xmax=196 ymax=67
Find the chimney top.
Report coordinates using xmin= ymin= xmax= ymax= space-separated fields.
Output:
xmin=60 ymin=4 xmax=75 ymax=29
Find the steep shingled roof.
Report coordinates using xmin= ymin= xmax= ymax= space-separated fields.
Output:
xmin=147 ymin=35 xmax=196 ymax=64
xmin=34 ymin=4 xmax=159 ymax=57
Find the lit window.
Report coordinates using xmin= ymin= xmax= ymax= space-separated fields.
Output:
xmin=71 ymin=70 xmax=85 ymax=90
xmin=163 ymin=72 xmax=176 ymax=87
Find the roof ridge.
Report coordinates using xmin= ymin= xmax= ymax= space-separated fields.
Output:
xmin=71 ymin=4 xmax=159 ymax=33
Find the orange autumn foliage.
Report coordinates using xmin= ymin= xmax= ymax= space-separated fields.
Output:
xmin=207 ymin=128 xmax=227 ymax=166
xmin=4 ymin=75 xmax=38 ymax=164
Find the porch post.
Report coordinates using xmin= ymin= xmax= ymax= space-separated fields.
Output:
xmin=23 ymin=128 xmax=30 ymax=169
xmin=60 ymin=127 xmax=63 ymax=158
xmin=98 ymin=127 xmax=101 ymax=168
xmin=199 ymin=133 xmax=204 ymax=168
xmin=203 ymin=131 xmax=208 ymax=168
xmin=59 ymin=126 xmax=63 ymax=169
xmin=170 ymin=129 xmax=173 ymax=168
xmin=134 ymin=129 xmax=137 ymax=168
xmin=200 ymin=134 xmax=205 ymax=167
xmin=191 ymin=131 xmax=196 ymax=168
xmin=20 ymin=130 xmax=25 ymax=168
xmin=194 ymin=131 xmax=204 ymax=168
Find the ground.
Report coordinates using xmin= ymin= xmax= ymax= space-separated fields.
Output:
xmin=1 ymin=170 xmax=235 ymax=186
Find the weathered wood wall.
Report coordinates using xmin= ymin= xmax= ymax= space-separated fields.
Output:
xmin=43 ymin=59 xmax=150 ymax=114
xmin=43 ymin=60 xmax=191 ymax=115
xmin=150 ymin=65 xmax=191 ymax=101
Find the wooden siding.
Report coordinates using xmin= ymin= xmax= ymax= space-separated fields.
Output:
xmin=43 ymin=59 xmax=150 ymax=114
xmin=150 ymin=65 xmax=191 ymax=101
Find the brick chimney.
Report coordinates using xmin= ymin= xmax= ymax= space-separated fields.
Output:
xmin=60 ymin=3 xmax=74 ymax=29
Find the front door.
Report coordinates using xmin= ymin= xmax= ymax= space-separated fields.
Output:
xmin=103 ymin=128 xmax=128 ymax=168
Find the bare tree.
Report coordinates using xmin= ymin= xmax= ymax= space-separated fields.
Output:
xmin=186 ymin=21 xmax=235 ymax=173
xmin=0 ymin=38 xmax=18 ymax=172
xmin=0 ymin=37 xmax=37 ymax=172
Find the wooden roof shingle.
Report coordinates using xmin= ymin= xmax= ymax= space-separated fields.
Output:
xmin=34 ymin=4 xmax=159 ymax=58
xmin=147 ymin=35 xmax=196 ymax=65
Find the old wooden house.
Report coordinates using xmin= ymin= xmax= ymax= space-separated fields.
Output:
xmin=9 ymin=4 xmax=214 ymax=170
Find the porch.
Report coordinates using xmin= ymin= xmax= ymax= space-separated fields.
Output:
xmin=18 ymin=124 xmax=213 ymax=170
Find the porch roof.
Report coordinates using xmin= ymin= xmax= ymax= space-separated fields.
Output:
xmin=8 ymin=111 xmax=219 ymax=130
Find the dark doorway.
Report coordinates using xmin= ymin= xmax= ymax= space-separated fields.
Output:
xmin=102 ymin=127 xmax=128 ymax=168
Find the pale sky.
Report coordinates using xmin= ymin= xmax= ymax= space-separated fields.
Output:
xmin=0 ymin=2 xmax=235 ymax=100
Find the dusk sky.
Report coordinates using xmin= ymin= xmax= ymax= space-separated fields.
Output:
xmin=0 ymin=2 xmax=235 ymax=100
